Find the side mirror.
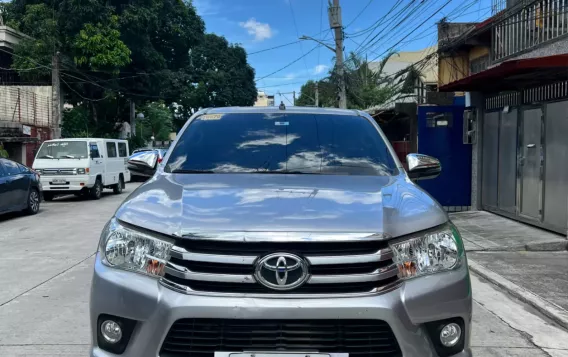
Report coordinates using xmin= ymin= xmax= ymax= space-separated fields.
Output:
xmin=406 ymin=154 xmax=441 ymax=180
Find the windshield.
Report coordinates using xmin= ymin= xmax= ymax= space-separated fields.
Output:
xmin=165 ymin=113 xmax=398 ymax=176
xmin=36 ymin=141 xmax=88 ymax=159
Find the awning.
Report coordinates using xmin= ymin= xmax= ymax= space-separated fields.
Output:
xmin=439 ymin=54 xmax=568 ymax=92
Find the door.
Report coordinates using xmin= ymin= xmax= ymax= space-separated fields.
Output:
xmin=417 ymin=105 xmax=472 ymax=209
xmin=519 ymin=108 xmax=543 ymax=219
xmin=0 ymin=162 xmax=9 ymax=213
xmin=0 ymin=159 xmax=29 ymax=210
xmin=89 ymin=142 xmax=105 ymax=183
xmin=105 ymin=141 xmax=118 ymax=185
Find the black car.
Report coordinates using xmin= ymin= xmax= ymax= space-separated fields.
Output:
xmin=0 ymin=158 xmax=42 ymax=215
xmin=128 ymin=148 xmax=168 ymax=180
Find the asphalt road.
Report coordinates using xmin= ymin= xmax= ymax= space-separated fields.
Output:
xmin=0 ymin=184 xmax=567 ymax=356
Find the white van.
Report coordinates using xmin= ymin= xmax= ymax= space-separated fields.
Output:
xmin=32 ymin=138 xmax=131 ymax=201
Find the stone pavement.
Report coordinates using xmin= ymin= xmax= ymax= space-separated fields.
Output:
xmin=451 ymin=210 xmax=568 ymax=331
xmin=451 ymin=211 xmax=568 ymax=251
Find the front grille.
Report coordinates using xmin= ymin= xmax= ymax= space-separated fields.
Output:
xmin=160 ymin=319 xmax=402 ymax=357
xmin=42 ymin=168 xmax=75 ymax=176
xmin=162 ymin=238 xmax=400 ymax=295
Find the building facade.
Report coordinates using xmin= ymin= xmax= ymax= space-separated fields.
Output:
xmin=253 ymin=91 xmax=275 ymax=107
xmin=438 ymin=0 xmax=568 ymax=234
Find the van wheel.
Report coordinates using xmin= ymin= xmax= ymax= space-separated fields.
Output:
xmin=113 ymin=177 xmax=124 ymax=194
xmin=25 ymin=189 xmax=41 ymax=215
xmin=90 ymin=178 xmax=103 ymax=200
xmin=43 ymin=192 xmax=54 ymax=201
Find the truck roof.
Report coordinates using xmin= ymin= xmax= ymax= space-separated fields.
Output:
xmin=204 ymin=106 xmax=363 ymax=116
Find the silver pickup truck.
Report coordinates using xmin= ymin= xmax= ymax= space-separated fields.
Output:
xmin=90 ymin=107 xmax=471 ymax=357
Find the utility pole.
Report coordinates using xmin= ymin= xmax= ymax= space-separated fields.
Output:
xmin=293 ymin=91 xmax=296 ymax=106
xmin=130 ymin=101 xmax=136 ymax=137
xmin=329 ymin=0 xmax=346 ymax=109
xmin=315 ymin=82 xmax=319 ymax=107
xmin=51 ymin=52 xmax=61 ymax=139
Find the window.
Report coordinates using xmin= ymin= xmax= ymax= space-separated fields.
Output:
xmin=118 ymin=142 xmax=128 ymax=157
xmin=1 ymin=159 xmax=22 ymax=175
xmin=165 ymin=113 xmax=397 ymax=176
xmin=106 ymin=142 xmax=117 ymax=158
xmin=90 ymin=143 xmax=100 ymax=158
xmin=426 ymin=112 xmax=453 ymax=128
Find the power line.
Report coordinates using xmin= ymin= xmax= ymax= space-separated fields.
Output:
xmin=255 ymin=44 xmax=320 ymax=82
xmin=288 ymin=0 xmax=310 ymax=75
xmin=248 ymin=40 xmax=302 ymax=55
xmin=344 ymin=0 xmax=375 ymax=29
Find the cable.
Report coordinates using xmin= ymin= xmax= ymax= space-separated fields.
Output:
xmin=248 ymin=40 xmax=302 ymax=56
xmin=317 ymin=0 xmax=324 ymax=67
xmin=255 ymin=44 xmax=320 ymax=82
xmin=288 ymin=0 xmax=310 ymax=75
xmin=60 ymin=76 xmax=111 ymax=102
xmin=345 ymin=0 xmax=375 ymax=29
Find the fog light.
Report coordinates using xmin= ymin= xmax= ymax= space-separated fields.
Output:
xmin=100 ymin=320 xmax=122 ymax=344
xmin=440 ymin=323 xmax=461 ymax=347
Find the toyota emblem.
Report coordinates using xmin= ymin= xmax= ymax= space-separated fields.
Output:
xmin=254 ymin=253 xmax=309 ymax=291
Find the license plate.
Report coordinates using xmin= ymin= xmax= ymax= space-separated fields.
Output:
xmin=215 ymin=353 xmax=347 ymax=357
xmin=51 ymin=179 xmax=67 ymax=185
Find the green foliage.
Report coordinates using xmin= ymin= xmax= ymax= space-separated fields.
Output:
xmin=139 ymin=101 xmax=173 ymax=142
xmin=74 ymin=16 xmax=131 ymax=72
xmin=0 ymin=144 xmax=9 ymax=159
xmin=296 ymin=80 xmax=336 ymax=108
xmin=4 ymin=0 xmax=257 ymax=137
xmin=127 ymin=135 xmax=146 ymax=151
xmin=62 ymin=106 xmax=90 ymax=138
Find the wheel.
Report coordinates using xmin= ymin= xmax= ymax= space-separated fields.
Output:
xmin=113 ymin=176 xmax=124 ymax=194
xmin=43 ymin=192 xmax=54 ymax=201
xmin=90 ymin=178 xmax=103 ymax=200
xmin=25 ymin=189 xmax=41 ymax=215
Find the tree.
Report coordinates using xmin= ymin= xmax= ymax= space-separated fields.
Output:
xmin=3 ymin=0 xmax=257 ymax=137
xmin=296 ymin=79 xmax=336 ymax=107
xmin=138 ymin=101 xmax=173 ymax=141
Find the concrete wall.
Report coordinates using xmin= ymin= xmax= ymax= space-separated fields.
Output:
xmin=439 ymin=53 xmax=469 ymax=87
xmin=0 ymin=86 xmax=52 ymax=127
xmin=469 ymin=46 xmax=490 ymax=61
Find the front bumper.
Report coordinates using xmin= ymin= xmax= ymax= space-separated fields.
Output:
xmin=90 ymin=253 xmax=472 ymax=357
xmin=40 ymin=175 xmax=94 ymax=192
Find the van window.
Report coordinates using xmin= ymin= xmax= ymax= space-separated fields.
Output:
xmin=106 ymin=142 xmax=117 ymax=158
xmin=118 ymin=142 xmax=128 ymax=157
xmin=90 ymin=143 xmax=101 ymax=158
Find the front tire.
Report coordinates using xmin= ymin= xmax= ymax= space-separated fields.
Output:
xmin=25 ymin=189 xmax=40 ymax=215
xmin=90 ymin=179 xmax=103 ymax=200
xmin=113 ymin=176 xmax=124 ymax=194
xmin=43 ymin=192 xmax=54 ymax=201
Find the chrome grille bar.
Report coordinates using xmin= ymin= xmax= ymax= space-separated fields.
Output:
xmin=308 ymin=264 xmax=398 ymax=284
xmin=165 ymin=262 xmax=255 ymax=283
xmin=306 ymin=249 xmax=393 ymax=265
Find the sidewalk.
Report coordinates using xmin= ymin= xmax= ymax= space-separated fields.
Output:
xmin=450 ymin=211 xmax=568 ymax=330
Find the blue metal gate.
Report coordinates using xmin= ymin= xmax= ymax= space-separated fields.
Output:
xmin=417 ymin=105 xmax=472 ymax=211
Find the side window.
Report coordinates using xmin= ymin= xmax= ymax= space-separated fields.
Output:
xmin=106 ymin=142 xmax=117 ymax=158
xmin=2 ymin=159 xmax=22 ymax=175
xmin=90 ymin=143 xmax=101 ymax=158
xmin=118 ymin=142 xmax=128 ymax=157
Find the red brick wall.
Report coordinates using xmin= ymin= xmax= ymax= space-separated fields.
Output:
xmin=26 ymin=127 xmax=52 ymax=166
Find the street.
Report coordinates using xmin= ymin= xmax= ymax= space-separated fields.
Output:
xmin=0 ymin=183 xmax=565 ymax=356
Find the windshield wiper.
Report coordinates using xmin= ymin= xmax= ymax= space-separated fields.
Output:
xmin=171 ymin=169 xmax=215 ymax=174
xmin=63 ymin=155 xmax=77 ymax=159
xmin=39 ymin=155 xmax=54 ymax=159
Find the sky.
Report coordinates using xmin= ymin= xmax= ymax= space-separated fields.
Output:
xmin=193 ymin=0 xmax=493 ymax=106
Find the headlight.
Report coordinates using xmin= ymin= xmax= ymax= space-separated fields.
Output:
xmin=389 ymin=223 xmax=464 ymax=279
xmin=35 ymin=169 xmax=43 ymax=174
xmin=76 ymin=168 xmax=88 ymax=174
xmin=99 ymin=218 xmax=173 ymax=278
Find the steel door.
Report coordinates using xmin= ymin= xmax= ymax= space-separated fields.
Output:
xmin=519 ymin=108 xmax=543 ymax=219
xmin=417 ymin=105 xmax=472 ymax=208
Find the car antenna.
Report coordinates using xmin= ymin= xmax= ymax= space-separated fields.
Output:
xmin=279 ymin=101 xmax=286 ymax=110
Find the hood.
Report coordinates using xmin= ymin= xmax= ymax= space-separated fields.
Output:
xmin=116 ymin=173 xmax=448 ymax=239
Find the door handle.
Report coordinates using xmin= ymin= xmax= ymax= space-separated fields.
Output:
xmin=527 ymin=144 xmax=536 ymax=148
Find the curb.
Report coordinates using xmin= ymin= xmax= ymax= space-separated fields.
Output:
xmin=468 ymin=259 xmax=568 ymax=331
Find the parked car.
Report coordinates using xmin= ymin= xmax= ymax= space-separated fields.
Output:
xmin=33 ymin=138 xmax=131 ymax=201
xmin=127 ymin=148 xmax=168 ymax=180
xmin=0 ymin=158 xmax=42 ymax=215
xmin=90 ymin=107 xmax=471 ymax=357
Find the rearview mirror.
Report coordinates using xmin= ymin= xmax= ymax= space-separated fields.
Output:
xmin=406 ymin=154 xmax=441 ymax=180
